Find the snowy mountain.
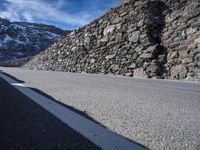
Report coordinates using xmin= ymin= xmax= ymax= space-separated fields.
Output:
xmin=0 ymin=18 xmax=70 ymax=62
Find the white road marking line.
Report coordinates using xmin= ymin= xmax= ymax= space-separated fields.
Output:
xmin=0 ymin=72 xmax=145 ymax=150
xmin=11 ymin=83 xmax=25 ymax=87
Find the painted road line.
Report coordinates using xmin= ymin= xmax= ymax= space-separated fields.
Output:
xmin=0 ymin=72 xmax=145 ymax=150
xmin=11 ymin=83 xmax=25 ymax=87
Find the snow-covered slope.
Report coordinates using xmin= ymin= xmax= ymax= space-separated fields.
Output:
xmin=0 ymin=18 xmax=69 ymax=61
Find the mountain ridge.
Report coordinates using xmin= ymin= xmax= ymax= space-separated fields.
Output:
xmin=0 ymin=18 xmax=70 ymax=62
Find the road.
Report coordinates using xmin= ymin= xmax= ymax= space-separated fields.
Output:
xmin=0 ymin=67 xmax=200 ymax=150
xmin=0 ymin=75 xmax=100 ymax=150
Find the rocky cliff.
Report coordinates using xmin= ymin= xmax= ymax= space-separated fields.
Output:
xmin=0 ymin=18 xmax=69 ymax=62
xmin=25 ymin=0 xmax=200 ymax=81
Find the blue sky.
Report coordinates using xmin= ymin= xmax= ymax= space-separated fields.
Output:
xmin=0 ymin=0 xmax=120 ymax=30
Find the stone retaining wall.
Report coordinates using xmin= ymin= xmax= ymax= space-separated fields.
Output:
xmin=25 ymin=0 xmax=200 ymax=81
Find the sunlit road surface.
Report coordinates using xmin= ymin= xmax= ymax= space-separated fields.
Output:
xmin=1 ymin=67 xmax=200 ymax=150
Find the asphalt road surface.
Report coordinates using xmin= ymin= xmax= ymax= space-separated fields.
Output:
xmin=0 ymin=77 xmax=100 ymax=150
xmin=0 ymin=67 xmax=200 ymax=150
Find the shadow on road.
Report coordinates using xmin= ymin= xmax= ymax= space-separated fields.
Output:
xmin=0 ymin=76 xmax=100 ymax=150
xmin=2 ymin=72 xmax=25 ymax=83
xmin=0 ymin=72 xmax=149 ymax=150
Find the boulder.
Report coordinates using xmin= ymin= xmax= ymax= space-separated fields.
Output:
xmin=103 ymin=25 xmax=116 ymax=35
xmin=133 ymin=68 xmax=148 ymax=78
xmin=129 ymin=31 xmax=140 ymax=43
xmin=171 ymin=65 xmax=188 ymax=79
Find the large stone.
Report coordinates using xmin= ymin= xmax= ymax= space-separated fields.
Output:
xmin=139 ymin=53 xmax=154 ymax=60
xmin=182 ymin=58 xmax=193 ymax=64
xmin=171 ymin=65 xmax=188 ymax=79
xmin=90 ymin=59 xmax=95 ymax=64
xmin=158 ymin=54 xmax=167 ymax=63
xmin=100 ymin=36 xmax=109 ymax=42
xmin=194 ymin=37 xmax=200 ymax=45
xmin=134 ymin=45 xmax=144 ymax=53
xmin=105 ymin=53 xmax=116 ymax=60
xmin=129 ymin=31 xmax=140 ymax=43
xmin=84 ymin=37 xmax=90 ymax=45
xmin=137 ymin=19 xmax=145 ymax=27
xmin=182 ymin=2 xmax=200 ymax=20
xmin=194 ymin=53 xmax=200 ymax=61
xmin=179 ymin=50 xmax=192 ymax=60
xmin=125 ymin=72 xmax=133 ymax=77
xmin=103 ymin=25 xmax=116 ymax=35
xmin=170 ymin=51 xmax=178 ymax=59
xmin=128 ymin=63 xmax=137 ymax=69
xmin=143 ymin=45 xmax=160 ymax=54
xmin=133 ymin=68 xmax=148 ymax=78
xmin=115 ymin=33 xmax=123 ymax=41
xmin=139 ymin=37 xmax=152 ymax=47
xmin=146 ymin=65 xmax=160 ymax=77
xmin=111 ymin=17 xmax=122 ymax=24
xmin=120 ymin=23 xmax=127 ymax=32
xmin=110 ymin=64 xmax=119 ymax=72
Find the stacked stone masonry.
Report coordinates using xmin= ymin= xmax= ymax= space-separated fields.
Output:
xmin=25 ymin=0 xmax=200 ymax=80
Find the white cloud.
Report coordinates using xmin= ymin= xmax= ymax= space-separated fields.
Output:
xmin=0 ymin=0 xmax=90 ymax=27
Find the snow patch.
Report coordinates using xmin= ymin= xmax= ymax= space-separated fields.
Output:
xmin=0 ymin=25 xmax=8 ymax=30
xmin=46 ymin=31 xmax=60 ymax=39
xmin=3 ymin=35 xmax=13 ymax=43
xmin=10 ymin=24 xmax=27 ymax=30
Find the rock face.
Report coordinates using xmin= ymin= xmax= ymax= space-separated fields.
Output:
xmin=0 ymin=18 xmax=69 ymax=62
xmin=25 ymin=0 xmax=200 ymax=81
